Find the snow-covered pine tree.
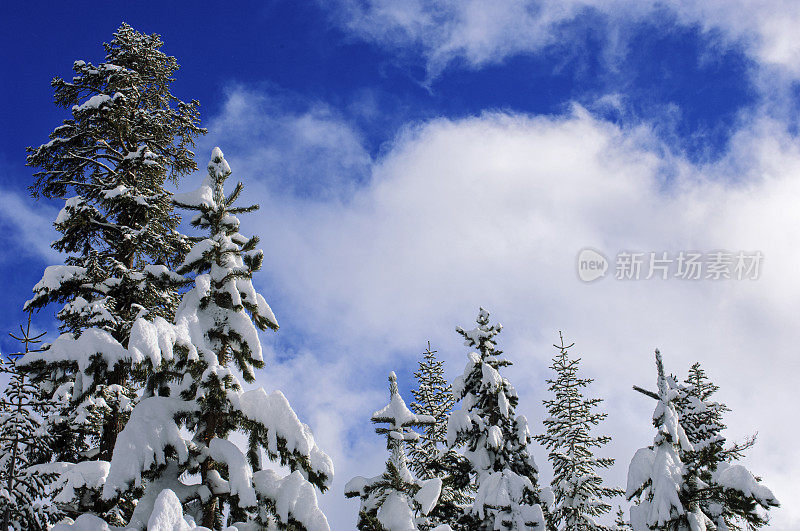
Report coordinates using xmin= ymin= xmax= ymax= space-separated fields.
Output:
xmin=675 ymin=363 xmax=779 ymax=529
xmin=534 ymin=332 xmax=623 ymax=530
xmin=446 ymin=308 xmax=547 ymax=530
xmin=20 ymin=23 xmax=203 ymax=521
xmin=408 ymin=342 xmax=471 ymax=528
xmin=97 ymin=148 xmax=333 ymax=531
xmin=626 ymin=349 xmax=694 ymax=530
xmin=0 ymin=315 xmax=57 ymax=529
xmin=628 ymin=352 xmax=780 ymax=530
xmin=346 ymin=371 xmax=444 ymax=531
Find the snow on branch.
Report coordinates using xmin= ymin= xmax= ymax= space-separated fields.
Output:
xmin=372 ymin=372 xmax=435 ymax=435
xmin=31 ymin=460 xmax=109 ymax=508
xmin=19 ymin=329 xmax=130 ymax=396
xmin=102 ymin=396 xmax=197 ymax=500
xmin=230 ymin=388 xmax=334 ymax=488
xmin=253 ymin=469 xmax=330 ymax=531
xmin=206 ymin=438 xmax=257 ymax=508
xmin=714 ymin=463 xmax=779 ymax=507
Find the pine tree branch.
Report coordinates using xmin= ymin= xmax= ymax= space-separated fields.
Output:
xmin=632 ymin=385 xmax=659 ymax=400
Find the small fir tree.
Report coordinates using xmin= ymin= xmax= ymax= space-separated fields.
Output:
xmin=409 ymin=342 xmax=454 ymax=481
xmin=446 ymin=308 xmax=547 ymax=530
xmin=0 ymin=315 xmax=57 ymax=529
xmin=535 ymin=332 xmax=623 ymax=530
xmin=613 ymin=506 xmax=632 ymax=529
xmin=408 ymin=342 xmax=471 ymax=528
xmin=346 ymin=371 xmax=443 ymax=530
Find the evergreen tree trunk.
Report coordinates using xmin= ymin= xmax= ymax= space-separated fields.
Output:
xmin=200 ymin=410 xmax=220 ymax=528
xmin=98 ymin=365 xmax=124 ymax=463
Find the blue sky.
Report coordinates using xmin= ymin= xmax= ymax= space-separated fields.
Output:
xmin=0 ymin=1 xmax=766 ymax=338
xmin=2 ymin=1 xmax=800 ymax=528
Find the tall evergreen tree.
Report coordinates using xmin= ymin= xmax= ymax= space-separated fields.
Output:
xmin=97 ymin=148 xmax=333 ymax=530
xmin=20 ymin=23 xmax=203 ymax=520
xmin=446 ymin=308 xmax=548 ymax=530
xmin=408 ymin=342 xmax=471 ymax=528
xmin=535 ymin=332 xmax=623 ymax=530
xmin=0 ymin=315 xmax=57 ymax=530
xmin=675 ymin=364 xmax=779 ymax=529
xmin=22 ymin=20 xmax=203 ymax=457
xmin=346 ymin=371 xmax=443 ymax=531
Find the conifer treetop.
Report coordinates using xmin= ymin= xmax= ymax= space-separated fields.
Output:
xmin=24 ymin=21 xmax=202 ymax=349
xmin=627 ymin=350 xmax=692 ymax=530
xmin=346 ymin=372 xmax=443 ymax=531
xmin=373 ymin=372 xmax=435 ymax=439
xmin=535 ymin=331 xmax=622 ymax=530
xmin=170 ymin=147 xmax=278 ymax=386
xmin=409 ymin=342 xmax=454 ymax=444
xmin=28 ymin=22 xmax=204 ymax=200
xmin=455 ymin=307 xmax=502 ymax=356
xmin=676 ymin=362 xmax=779 ymax=529
xmin=628 ymin=351 xmax=780 ymax=530
xmin=447 ymin=308 xmax=546 ymax=530
xmin=407 ymin=343 xmax=468 ymax=528
xmin=20 ymin=29 xmax=203 ymax=484
xmin=24 ymin=22 xmax=202 ymax=344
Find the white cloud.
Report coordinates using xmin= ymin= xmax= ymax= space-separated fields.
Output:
xmin=204 ymin=89 xmax=800 ymax=528
xmin=0 ymin=189 xmax=60 ymax=263
xmin=325 ymin=0 xmax=800 ymax=79
xmin=201 ymin=86 xmax=372 ymax=201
